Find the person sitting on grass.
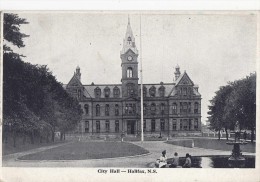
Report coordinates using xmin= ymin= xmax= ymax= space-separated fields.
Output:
xmin=169 ymin=152 xmax=179 ymax=168
xmin=183 ymin=153 xmax=192 ymax=168
xmin=158 ymin=150 xmax=167 ymax=168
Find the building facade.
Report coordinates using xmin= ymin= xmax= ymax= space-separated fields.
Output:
xmin=65 ymin=19 xmax=202 ymax=137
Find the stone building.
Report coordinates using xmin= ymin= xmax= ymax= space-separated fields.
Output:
xmin=65 ymin=19 xmax=202 ymax=137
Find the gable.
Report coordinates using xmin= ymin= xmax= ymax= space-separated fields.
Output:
xmin=67 ymin=75 xmax=83 ymax=88
xmin=175 ymin=72 xmax=194 ymax=86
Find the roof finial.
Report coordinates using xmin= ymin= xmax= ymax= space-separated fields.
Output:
xmin=128 ymin=15 xmax=130 ymax=25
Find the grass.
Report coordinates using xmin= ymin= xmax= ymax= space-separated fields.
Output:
xmin=18 ymin=141 xmax=149 ymax=160
xmin=167 ymin=138 xmax=255 ymax=153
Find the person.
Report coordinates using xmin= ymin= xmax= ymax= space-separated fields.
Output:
xmin=183 ymin=153 xmax=192 ymax=168
xmin=159 ymin=150 xmax=167 ymax=168
xmin=169 ymin=152 xmax=179 ymax=168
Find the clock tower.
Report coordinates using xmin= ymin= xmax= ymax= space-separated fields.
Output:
xmin=120 ymin=17 xmax=139 ymax=98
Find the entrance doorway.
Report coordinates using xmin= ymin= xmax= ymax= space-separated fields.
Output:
xmin=127 ymin=120 xmax=135 ymax=134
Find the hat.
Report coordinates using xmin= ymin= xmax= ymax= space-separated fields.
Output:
xmin=162 ymin=150 xmax=166 ymax=154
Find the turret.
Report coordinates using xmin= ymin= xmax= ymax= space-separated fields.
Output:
xmin=75 ymin=66 xmax=81 ymax=81
xmin=174 ymin=65 xmax=181 ymax=81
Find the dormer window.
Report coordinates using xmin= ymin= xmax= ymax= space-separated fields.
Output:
xmin=127 ymin=36 xmax=132 ymax=44
xmin=113 ymin=87 xmax=120 ymax=98
xmin=95 ymin=87 xmax=101 ymax=98
xmin=104 ymin=87 xmax=110 ymax=98
xmin=149 ymin=86 xmax=156 ymax=97
xmin=159 ymin=86 xmax=165 ymax=97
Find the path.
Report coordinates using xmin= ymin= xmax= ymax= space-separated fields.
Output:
xmin=2 ymin=141 xmax=255 ymax=167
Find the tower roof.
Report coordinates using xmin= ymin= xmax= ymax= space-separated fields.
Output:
xmin=121 ymin=16 xmax=138 ymax=55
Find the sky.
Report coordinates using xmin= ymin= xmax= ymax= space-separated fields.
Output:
xmin=9 ymin=12 xmax=257 ymax=124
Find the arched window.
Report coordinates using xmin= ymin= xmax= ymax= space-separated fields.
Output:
xmin=172 ymin=103 xmax=177 ymax=114
xmin=113 ymin=87 xmax=120 ymax=98
xmin=127 ymin=67 xmax=133 ymax=78
xmin=127 ymin=83 xmax=135 ymax=96
xmin=105 ymin=104 xmax=110 ymax=116
xmin=151 ymin=103 xmax=156 ymax=115
xmin=96 ymin=104 xmax=100 ymax=116
xmin=115 ymin=104 xmax=119 ymax=116
xmin=104 ymin=87 xmax=110 ymax=98
xmin=84 ymin=104 xmax=89 ymax=115
xmin=194 ymin=102 xmax=199 ymax=114
xmin=95 ymin=87 xmax=101 ymax=98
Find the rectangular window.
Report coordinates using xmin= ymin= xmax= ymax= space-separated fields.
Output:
xmin=105 ymin=104 xmax=110 ymax=116
xmin=115 ymin=120 xmax=119 ymax=133
xmin=180 ymin=102 xmax=183 ymax=114
xmin=189 ymin=119 xmax=192 ymax=130
xmin=160 ymin=119 xmax=165 ymax=131
xmin=194 ymin=119 xmax=199 ymax=130
xmin=96 ymin=121 xmax=100 ymax=133
xmin=172 ymin=119 xmax=177 ymax=131
xmin=172 ymin=103 xmax=177 ymax=114
xmin=105 ymin=120 xmax=110 ymax=132
xmin=151 ymin=120 xmax=156 ymax=132
xmin=183 ymin=119 xmax=188 ymax=130
xmin=194 ymin=102 xmax=199 ymax=114
xmin=143 ymin=104 xmax=147 ymax=115
xmin=188 ymin=102 xmax=191 ymax=113
xmin=115 ymin=105 xmax=119 ymax=116
xmin=85 ymin=121 xmax=89 ymax=133
xmin=143 ymin=120 xmax=146 ymax=131
xmin=180 ymin=119 xmax=183 ymax=130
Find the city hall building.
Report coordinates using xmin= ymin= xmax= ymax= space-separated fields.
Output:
xmin=65 ymin=19 xmax=202 ymax=137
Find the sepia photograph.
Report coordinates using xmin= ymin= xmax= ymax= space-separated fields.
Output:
xmin=1 ymin=11 xmax=258 ymax=181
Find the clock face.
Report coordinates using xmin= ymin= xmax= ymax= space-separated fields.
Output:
xmin=127 ymin=56 xmax=133 ymax=61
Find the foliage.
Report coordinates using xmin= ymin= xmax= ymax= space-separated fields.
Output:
xmin=3 ymin=13 xmax=82 ymax=147
xmin=208 ymin=73 xmax=256 ymax=142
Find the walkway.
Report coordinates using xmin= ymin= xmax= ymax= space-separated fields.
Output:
xmin=2 ymin=141 xmax=255 ymax=168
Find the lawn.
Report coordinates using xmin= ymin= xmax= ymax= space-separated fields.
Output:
xmin=18 ymin=141 xmax=149 ymax=160
xmin=166 ymin=138 xmax=255 ymax=153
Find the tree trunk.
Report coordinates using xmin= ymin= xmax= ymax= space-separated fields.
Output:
xmin=13 ymin=130 xmax=16 ymax=148
xmin=251 ymin=128 xmax=254 ymax=143
xmin=218 ymin=130 xmax=220 ymax=140
xmin=23 ymin=132 xmax=26 ymax=145
xmin=30 ymin=131 xmax=35 ymax=144
xmin=225 ymin=128 xmax=229 ymax=141
xmin=51 ymin=131 xmax=55 ymax=142
xmin=63 ymin=132 xmax=65 ymax=140
xmin=46 ymin=133 xmax=50 ymax=143
xmin=60 ymin=132 xmax=63 ymax=141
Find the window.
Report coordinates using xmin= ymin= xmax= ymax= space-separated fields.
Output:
xmin=115 ymin=104 xmax=119 ymax=116
xmin=143 ymin=104 xmax=147 ymax=115
xmin=159 ymin=86 xmax=165 ymax=97
xmin=160 ymin=103 xmax=165 ymax=115
xmin=183 ymin=119 xmax=188 ymax=130
xmin=194 ymin=102 xmax=199 ymax=114
xmin=127 ymin=83 xmax=135 ymax=96
xmin=194 ymin=119 xmax=199 ymax=130
xmin=143 ymin=120 xmax=146 ymax=131
xmin=127 ymin=67 xmax=133 ymax=78
xmin=95 ymin=87 xmax=101 ymax=98
xmin=183 ymin=102 xmax=188 ymax=113
xmin=115 ymin=120 xmax=119 ymax=133
xmin=189 ymin=119 xmax=192 ymax=130
xmin=160 ymin=119 xmax=165 ymax=131
xmin=125 ymin=104 xmax=128 ymax=114
xmin=180 ymin=119 xmax=183 ymax=130
xmin=105 ymin=104 xmax=110 ymax=116
xmin=188 ymin=102 xmax=191 ymax=113
xmin=149 ymin=86 xmax=156 ymax=97
xmin=143 ymin=87 xmax=147 ymax=97
xmin=104 ymin=87 xmax=110 ymax=98
xmin=183 ymin=87 xmax=187 ymax=96
xmin=105 ymin=120 xmax=110 ymax=132
xmin=85 ymin=121 xmax=89 ymax=133
xmin=84 ymin=104 xmax=89 ymax=115
xmin=180 ymin=102 xmax=183 ymax=113
xmin=151 ymin=103 xmax=156 ymax=115
xmin=113 ymin=87 xmax=120 ymax=98
xmin=172 ymin=119 xmax=177 ymax=131
xmin=96 ymin=121 xmax=100 ymax=133
xmin=77 ymin=89 xmax=81 ymax=99
xmin=126 ymin=103 xmax=135 ymax=115
xmin=96 ymin=104 xmax=100 ymax=116
xmin=172 ymin=103 xmax=177 ymax=114
xmin=151 ymin=120 xmax=156 ymax=132
xmin=127 ymin=36 xmax=132 ymax=43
